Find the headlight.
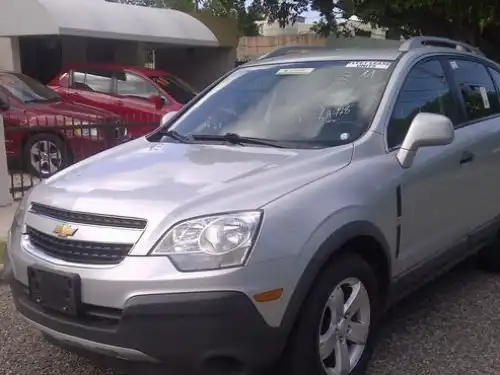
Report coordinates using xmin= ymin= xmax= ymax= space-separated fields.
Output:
xmin=10 ymin=191 xmax=30 ymax=235
xmin=151 ymin=211 xmax=262 ymax=272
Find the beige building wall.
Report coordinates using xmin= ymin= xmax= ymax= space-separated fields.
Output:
xmin=0 ymin=37 xmax=21 ymax=72
xmin=155 ymin=47 xmax=235 ymax=91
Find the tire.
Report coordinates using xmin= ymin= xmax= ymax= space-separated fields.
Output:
xmin=23 ymin=133 xmax=70 ymax=178
xmin=279 ymin=252 xmax=381 ymax=375
xmin=477 ymin=231 xmax=500 ymax=272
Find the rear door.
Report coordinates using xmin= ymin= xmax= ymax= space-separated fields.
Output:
xmin=444 ymin=57 xmax=500 ymax=233
xmin=65 ymin=68 xmax=116 ymax=113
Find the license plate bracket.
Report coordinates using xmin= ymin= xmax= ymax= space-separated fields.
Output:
xmin=28 ymin=266 xmax=82 ymax=316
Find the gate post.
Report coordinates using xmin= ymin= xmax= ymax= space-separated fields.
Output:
xmin=0 ymin=115 xmax=12 ymax=206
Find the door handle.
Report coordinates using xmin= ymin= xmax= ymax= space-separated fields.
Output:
xmin=117 ymin=101 xmax=124 ymax=106
xmin=460 ymin=151 xmax=474 ymax=164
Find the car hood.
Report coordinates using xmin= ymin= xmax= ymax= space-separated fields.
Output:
xmin=30 ymin=137 xmax=353 ymax=254
xmin=24 ymin=100 xmax=118 ymax=120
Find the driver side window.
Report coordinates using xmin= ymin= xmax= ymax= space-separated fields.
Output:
xmin=387 ymin=59 xmax=457 ymax=149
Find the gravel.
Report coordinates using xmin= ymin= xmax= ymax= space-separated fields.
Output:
xmin=2 ymin=258 xmax=500 ymax=375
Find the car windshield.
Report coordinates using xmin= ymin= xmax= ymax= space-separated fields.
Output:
xmin=151 ymin=75 xmax=196 ymax=104
xmin=168 ymin=60 xmax=393 ymax=148
xmin=0 ymin=73 xmax=60 ymax=103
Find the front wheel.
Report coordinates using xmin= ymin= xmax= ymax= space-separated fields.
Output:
xmin=280 ymin=253 xmax=381 ymax=375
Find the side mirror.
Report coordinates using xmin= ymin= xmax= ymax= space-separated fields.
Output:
xmin=160 ymin=111 xmax=178 ymax=127
xmin=396 ymin=112 xmax=454 ymax=168
xmin=149 ymin=95 xmax=166 ymax=109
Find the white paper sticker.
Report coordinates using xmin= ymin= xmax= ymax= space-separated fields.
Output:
xmin=450 ymin=61 xmax=459 ymax=69
xmin=276 ymin=68 xmax=315 ymax=75
xmin=345 ymin=61 xmax=391 ymax=69
xmin=479 ymin=87 xmax=491 ymax=109
xmin=340 ymin=133 xmax=350 ymax=140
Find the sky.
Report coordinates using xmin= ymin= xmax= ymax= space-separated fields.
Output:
xmin=303 ymin=10 xmax=321 ymax=23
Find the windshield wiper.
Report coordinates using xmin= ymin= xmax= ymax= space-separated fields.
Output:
xmin=160 ymin=129 xmax=194 ymax=143
xmin=191 ymin=133 xmax=289 ymax=148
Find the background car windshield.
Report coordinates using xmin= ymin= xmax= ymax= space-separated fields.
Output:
xmin=170 ymin=60 xmax=393 ymax=147
xmin=0 ymin=73 xmax=60 ymax=103
xmin=152 ymin=75 xmax=196 ymax=104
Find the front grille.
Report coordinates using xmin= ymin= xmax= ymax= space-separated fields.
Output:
xmin=27 ymin=226 xmax=132 ymax=265
xmin=30 ymin=203 xmax=147 ymax=229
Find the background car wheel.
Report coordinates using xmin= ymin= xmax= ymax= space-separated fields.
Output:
xmin=279 ymin=253 xmax=381 ymax=375
xmin=23 ymin=133 xmax=69 ymax=178
xmin=477 ymin=230 xmax=500 ymax=272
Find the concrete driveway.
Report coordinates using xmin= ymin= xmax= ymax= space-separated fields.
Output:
xmin=1 ymin=257 xmax=500 ymax=375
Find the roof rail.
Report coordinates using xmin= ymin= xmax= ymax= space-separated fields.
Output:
xmin=399 ymin=36 xmax=485 ymax=56
xmin=257 ymin=45 xmax=327 ymax=60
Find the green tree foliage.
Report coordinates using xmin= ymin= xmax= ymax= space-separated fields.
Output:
xmin=254 ymin=0 xmax=500 ymax=60
xmin=203 ymin=0 xmax=264 ymax=35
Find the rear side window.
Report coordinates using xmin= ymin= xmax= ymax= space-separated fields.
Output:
xmin=71 ymin=69 xmax=113 ymax=93
xmin=448 ymin=59 xmax=500 ymax=120
xmin=116 ymin=72 xmax=159 ymax=99
xmin=388 ymin=59 xmax=457 ymax=149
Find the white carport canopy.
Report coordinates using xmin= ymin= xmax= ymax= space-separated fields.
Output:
xmin=0 ymin=0 xmax=219 ymax=47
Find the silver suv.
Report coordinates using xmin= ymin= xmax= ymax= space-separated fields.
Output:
xmin=5 ymin=36 xmax=500 ymax=375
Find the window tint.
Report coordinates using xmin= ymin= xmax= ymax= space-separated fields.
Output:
xmin=388 ymin=59 xmax=456 ymax=149
xmin=487 ymin=68 xmax=500 ymax=101
xmin=0 ymin=73 xmax=60 ymax=103
xmin=169 ymin=60 xmax=393 ymax=148
xmin=116 ymin=72 xmax=159 ymax=99
xmin=71 ymin=69 xmax=113 ymax=93
xmin=151 ymin=75 xmax=196 ymax=104
xmin=449 ymin=59 xmax=500 ymax=120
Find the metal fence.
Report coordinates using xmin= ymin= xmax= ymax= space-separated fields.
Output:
xmin=3 ymin=113 xmax=159 ymax=200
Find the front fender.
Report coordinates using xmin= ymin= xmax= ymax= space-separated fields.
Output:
xmin=278 ymin=217 xmax=392 ymax=334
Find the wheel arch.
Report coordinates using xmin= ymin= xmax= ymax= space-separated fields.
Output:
xmin=280 ymin=221 xmax=392 ymax=334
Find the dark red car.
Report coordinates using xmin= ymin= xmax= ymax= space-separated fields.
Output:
xmin=48 ymin=64 xmax=197 ymax=138
xmin=0 ymin=71 xmax=126 ymax=178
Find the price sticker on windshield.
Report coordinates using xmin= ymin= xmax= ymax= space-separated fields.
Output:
xmin=276 ymin=68 xmax=315 ymax=75
xmin=345 ymin=61 xmax=391 ymax=69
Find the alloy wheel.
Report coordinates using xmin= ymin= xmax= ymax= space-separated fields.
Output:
xmin=30 ymin=140 xmax=63 ymax=176
xmin=318 ymin=277 xmax=371 ymax=375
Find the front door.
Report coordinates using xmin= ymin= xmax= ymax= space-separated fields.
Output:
xmin=387 ymin=58 xmax=471 ymax=273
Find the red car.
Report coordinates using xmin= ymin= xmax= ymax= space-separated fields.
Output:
xmin=0 ymin=71 xmax=126 ymax=178
xmin=48 ymin=64 xmax=197 ymax=138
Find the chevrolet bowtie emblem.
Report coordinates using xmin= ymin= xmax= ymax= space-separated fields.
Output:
xmin=53 ymin=224 xmax=78 ymax=238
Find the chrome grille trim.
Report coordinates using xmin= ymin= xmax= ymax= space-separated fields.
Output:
xmin=30 ymin=203 xmax=147 ymax=229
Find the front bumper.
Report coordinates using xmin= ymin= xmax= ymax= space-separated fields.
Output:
xmin=11 ymin=281 xmax=286 ymax=375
